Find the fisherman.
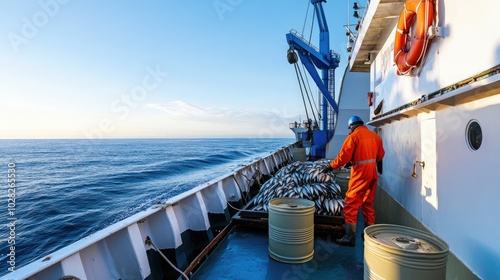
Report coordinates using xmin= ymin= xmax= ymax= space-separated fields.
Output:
xmin=321 ymin=116 xmax=385 ymax=246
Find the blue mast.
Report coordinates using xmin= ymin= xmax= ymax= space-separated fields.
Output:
xmin=286 ymin=0 xmax=340 ymax=159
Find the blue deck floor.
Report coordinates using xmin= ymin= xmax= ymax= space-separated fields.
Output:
xmin=192 ymin=222 xmax=366 ymax=280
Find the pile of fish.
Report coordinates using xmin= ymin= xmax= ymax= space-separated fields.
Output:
xmin=250 ymin=160 xmax=344 ymax=216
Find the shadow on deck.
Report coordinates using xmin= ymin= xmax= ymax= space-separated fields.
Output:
xmin=191 ymin=214 xmax=366 ymax=280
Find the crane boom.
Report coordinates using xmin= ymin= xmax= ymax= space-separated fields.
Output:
xmin=286 ymin=0 xmax=340 ymax=158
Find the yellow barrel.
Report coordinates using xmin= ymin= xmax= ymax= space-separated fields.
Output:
xmin=333 ymin=169 xmax=350 ymax=196
xmin=291 ymin=148 xmax=306 ymax=162
xmin=268 ymin=198 xmax=315 ymax=263
xmin=364 ymin=224 xmax=449 ymax=280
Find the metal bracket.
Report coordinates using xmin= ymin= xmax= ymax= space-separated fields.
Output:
xmin=428 ymin=26 xmax=442 ymax=39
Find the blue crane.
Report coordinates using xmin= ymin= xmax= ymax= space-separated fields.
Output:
xmin=286 ymin=0 xmax=340 ymax=159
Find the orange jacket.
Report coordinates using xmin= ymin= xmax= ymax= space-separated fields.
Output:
xmin=329 ymin=125 xmax=385 ymax=179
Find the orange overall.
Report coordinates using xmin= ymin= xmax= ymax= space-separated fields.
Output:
xmin=329 ymin=126 xmax=385 ymax=224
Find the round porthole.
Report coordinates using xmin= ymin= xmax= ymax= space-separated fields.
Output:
xmin=466 ymin=120 xmax=482 ymax=151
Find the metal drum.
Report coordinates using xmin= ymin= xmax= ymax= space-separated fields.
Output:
xmin=364 ymin=224 xmax=449 ymax=280
xmin=268 ymin=198 xmax=315 ymax=263
xmin=333 ymin=169 xmax=350 ymax=196
xmin=291 ymin=148 xmax=306 ymax=162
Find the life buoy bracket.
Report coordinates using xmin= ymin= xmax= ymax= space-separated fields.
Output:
xmin=394 ymin=0 xmax=435 ymax=75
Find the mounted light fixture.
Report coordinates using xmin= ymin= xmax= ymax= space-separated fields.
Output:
xmin=412 ymin=161 xmax=425 ymax=178
xmin=344 ymin=24 xmax=357 ymax=52
xmin=353 ymin=2 xmax=365 ymax=10
xmin=346 ymin=39 xmax=354 ymax=52
xmin=363 ymin=53 xmax=372 ymax=64
xmin=353 ymin=2 xmax=365 ymax=18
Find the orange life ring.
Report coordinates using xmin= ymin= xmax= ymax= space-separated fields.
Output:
xmin=394 ymin=0 xmax=435 ymax=75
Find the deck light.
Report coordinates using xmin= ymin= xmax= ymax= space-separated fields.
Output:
xmin=412 ymin=161 xmax=425 ymax=178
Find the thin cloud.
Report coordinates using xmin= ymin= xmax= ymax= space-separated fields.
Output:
xmin=143 ymin=100 xmax=303 ymax=138
xmin=146 ymin=100 xmax=292 ymax=121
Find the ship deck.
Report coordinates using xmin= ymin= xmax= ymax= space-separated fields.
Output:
xmin=191 ymin=213 xmax=366 ymax=279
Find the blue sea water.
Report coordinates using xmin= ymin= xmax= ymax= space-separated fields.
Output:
xmin=0 ymin=138 xmax=293 ymax=275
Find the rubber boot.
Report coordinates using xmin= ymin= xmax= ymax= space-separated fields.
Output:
xmin=336 ymin=223 xmax=356 ymax=247
xmin=362 ymin=223 xmax=374 ymax=241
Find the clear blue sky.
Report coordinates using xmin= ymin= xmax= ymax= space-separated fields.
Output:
xmin=1 ymin=0 xmax=357 ymax=139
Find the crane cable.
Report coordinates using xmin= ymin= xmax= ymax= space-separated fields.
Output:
xmin=297 ymin=64 xmax=319 ymax=126
xmin=293 ymin=59 xmax=319 ymax=127
xmin=304 ymin=4 xmax=321 ymax=123
xmin=293 ymin=0 xmax=322 ymax=127
xmin=293 ymin=62 xmax=311 ymax=122
xmin=302 ymin=1 xmax=320 ymax=125
xmin=301 ymin=0 xmax=311 ymax=35
xmin=300 ymin=63 xmax=321 ymax=121
xmin=308 ymin=5 xmax=315 ymax=45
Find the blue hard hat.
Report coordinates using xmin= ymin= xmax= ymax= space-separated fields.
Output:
xmin=348 ymin=116 xmax=363 ymax=128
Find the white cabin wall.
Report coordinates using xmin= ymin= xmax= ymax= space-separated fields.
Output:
xmin=378 ymin=116 xmax=429 ymax=224
xmin=435 ymin=95 xmax=500 ymax=279
xmin=352 ymin=0 xmax=500 ymax=278
xmin=435 ymin=0 xmax=500 ymax=87
xmin=419 ymin=112 xmax=439 ymax=232
xmin=371 ymin=27 xmax=500 ymax=280
xmin=372 ymin=0 xmax=500 ymax=115
xmin=326 ymin=67 xmax=370 ymax=159
xmin=376 ymin=101 xmax=500 ymax=279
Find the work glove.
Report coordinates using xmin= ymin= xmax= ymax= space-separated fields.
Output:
xmin=321 ymin=165 xmax=334 ymax=173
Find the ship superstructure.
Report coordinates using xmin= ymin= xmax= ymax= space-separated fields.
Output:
xmin=343 ymin=0 xmax=500 ymax=278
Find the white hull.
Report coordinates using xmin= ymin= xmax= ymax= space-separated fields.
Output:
xmin=348 ymin=0 xmax=500 ymax=279
xmin=6 ymin=145 xmax=296 ymax=279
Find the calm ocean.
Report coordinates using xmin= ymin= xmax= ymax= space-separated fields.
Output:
xmin=0 ymin=138 xmax=293 ymax=275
